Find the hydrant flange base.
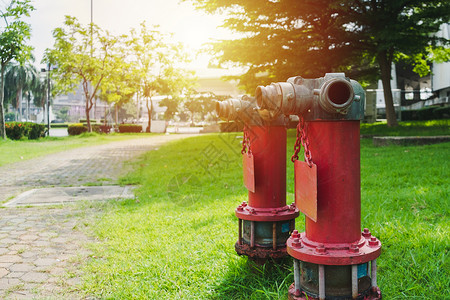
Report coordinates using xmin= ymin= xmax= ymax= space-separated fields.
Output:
xmin=287 ymin=231 xmax=381 ymax=265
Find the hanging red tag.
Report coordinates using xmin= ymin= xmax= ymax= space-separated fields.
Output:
xmin=294 ymin=160 xmax=318 ymax=222
xmin=243 ymin=152 xmax=255 ymax=193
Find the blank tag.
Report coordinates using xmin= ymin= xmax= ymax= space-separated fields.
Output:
xmin=243 ymin=152 xmax=255 ymax=193
xmin=295 ymin=160 xmax=318 ymax=222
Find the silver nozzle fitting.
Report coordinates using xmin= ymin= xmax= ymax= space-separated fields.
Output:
xmin=215 ymin=98 xmax=256 ymax=122
xmin=315 ymin=77 xmax=355 ymax=114
xmin=255 ymin=73 xmax=362 ymax=118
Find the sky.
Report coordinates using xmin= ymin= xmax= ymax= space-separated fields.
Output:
xmin=27 ymin=0 xmax=239 ymax=78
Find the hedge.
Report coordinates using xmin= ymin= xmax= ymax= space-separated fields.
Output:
xmin=401 ymin=106 xmax=450 ymax=121
xmin=92 ymin=124 xmax=112 ymax=134
xmin=118 ymin=124 xmax=142 ymax=133
xmin=68 ymin=124 xmax=88 ymax=135
xmin=5 ymin=122 xmax=46 ymax=140
xmin=218 ymin=120 xmax=244 ymax=132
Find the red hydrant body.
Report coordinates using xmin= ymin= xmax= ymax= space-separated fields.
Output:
xmin=256 ymin=73 xmax=382 ymax=299
xmin=236 ymin=125 xmax=299 ymax=260
xmin=287 ymin=120 xmax=381 ymax=300
xmin=216 ymin=97 xmax=299 ymax=261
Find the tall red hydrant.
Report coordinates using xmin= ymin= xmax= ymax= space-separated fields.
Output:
xmin=216 ymin=96 xmax=299 ymax=261
xmin=256 ymin=73 xmax=382 ymax=299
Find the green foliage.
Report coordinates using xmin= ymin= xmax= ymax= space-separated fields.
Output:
xmin=360 ymin=120 xmax=450 ymax=137
xmin=56 ymin=106 xmax=70 ymax=122
xmin=27 ymin=122 xmax=46 ymax=139
xmin=127 ymin=22 xmax=196 ymax=130
xmin=91 ymin=124 xmax=112 ymax=134
xmin=118 ymin=124 xmax=142 ymax=133
xmin=190 ymin=0 xmax=450 ymax=127
xmin=401 ymin=107 xmax=450 ymax=121
xmin=159 ymin=97 xmax=179 ymax=121
xmin=80 ymin=133 xmax=449 ymax=299
xmin=68 ymin=124 xmax=88 ymax=136
xmin=5 ymin=112 xmax=15 ymax=121
xmin=5 ymin=121 xmax=45 ymax=140
xmin=0 ymin=0 xmax=35 ymax=139
xmin=44 ymin=16 xmax=122 ymax=132
xmin=5 ymin=121 xmax=26 ymax=139
xmin=4 ymin=61 xmax=38 ymax=110
xmin=219 ymin=120 xmax=244 ymax=132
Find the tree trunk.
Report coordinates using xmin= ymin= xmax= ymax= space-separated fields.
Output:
xmin=0 ymin=64 xmax=6 ymax=139
xmin=85 ymin=94 xmax=92 ymax=132
xmin=378 ymin=50 xmax=398 ymax=127
xmin=146 ymin=98 xmax=152 ymax=133
xmin=26 ymin=92 xmax=30 ymax=122
xmin=115 ymin=104 xmax=118 ymax=126
xmin=18 ymin=88 xmax=23 ymax=122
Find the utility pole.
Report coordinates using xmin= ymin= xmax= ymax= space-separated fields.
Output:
xmin=47 ymin=63 xmax=51 ymax=136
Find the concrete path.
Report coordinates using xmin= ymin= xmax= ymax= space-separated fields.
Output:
xmin=0 ymin=133 xmax=197 ymax=299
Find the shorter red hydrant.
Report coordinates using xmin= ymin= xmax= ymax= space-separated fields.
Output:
xmin=216 ymin=96 xmax=299 ymax=261
xmin=256 ymin=73 xmax=382 ymax=299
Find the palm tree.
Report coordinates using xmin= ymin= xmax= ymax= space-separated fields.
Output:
xmin=31 ymin=76 xmax=47 ymax=123
xmin=5 ymin=62 xmax=38 ymax=121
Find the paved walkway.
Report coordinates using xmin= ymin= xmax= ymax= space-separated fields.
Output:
xmin=0 ymin=133 xmax=197 ymax=299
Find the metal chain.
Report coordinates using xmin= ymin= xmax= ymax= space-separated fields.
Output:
xmin=291 ymin=116 xmax=313 ymax=167
xmin=291 ymin=121 xmax=302 ymax=162
xmin=241 ymin=127 xmax=252 ymax=154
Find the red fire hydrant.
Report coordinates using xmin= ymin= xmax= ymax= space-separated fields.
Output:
xmin=256 ymin=73 xmax=382 ymax=299
xmin=216 ymin=96 xmax=299 ymax=261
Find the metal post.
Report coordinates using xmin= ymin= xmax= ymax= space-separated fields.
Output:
xmin=238 ymin=219 xmax=242 ymax=245
xmin=272 ymin=222 xmax=277 ymax=250
xmin=293 ymin=259 xmax=301 ymax=296
xmin=371 ymin=259 xmax=377 ymax=287
xmin=250 ymin=221 xmax=255 ymax=248
xmin=351 ymin=264 xmax=358 ymax=299
xmin=318 ymin=264 xmax=325 ymax=300
xmin=47 ymin=64 xmax=50 ymax=137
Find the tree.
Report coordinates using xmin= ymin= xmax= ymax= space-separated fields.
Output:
xmin=31 ymin=75 xmax=48 ymax=123
xmin=44 ymin=16 xmax=120 ymax=132
xmin=98 ymin=36 xmax=139 ymax=126
xmin=159 ymin=96 xmax=179 ymax=121
xmin=5 ymin=61 xmax=37 ymax=121
xmin=191 ymin=0 xmax=450 ymax=127
xmin=184 ymin=94 xmax=203 ymax=126
xmin=0 ymin=0 xmax=34 ymax=139
xmin=128 ymin=22 xmax=195 ymax=132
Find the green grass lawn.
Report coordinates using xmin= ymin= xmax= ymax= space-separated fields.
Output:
xmin=0 ymin=133 xmax=159 ymax=167
xmin=79 ymin=127 xmax=449 ymax=299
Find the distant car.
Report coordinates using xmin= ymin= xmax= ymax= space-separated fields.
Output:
xmin=51 ymin=119 xmax=64 ymax=123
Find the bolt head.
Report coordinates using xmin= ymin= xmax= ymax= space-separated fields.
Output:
xmin=315 ymin=244 xmax=326 ymax=254
xmin=369 ymin=237 xmax=379 ymax=246
xmin=362 ymin=228 xmax=372 ymax=238
xmin=292 ymin=238 xmax=302 ymax=248
xmin=349 ymin=244 xmax=359 ymax=253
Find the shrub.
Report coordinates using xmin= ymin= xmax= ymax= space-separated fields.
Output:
xmin=79 ymin=119 xmax=98 ymax=123
xmin=4 ymin=122 xmax=46 ymax=140
xmin=27 ymin=123 xmax=46 ymax=139
xmin=68 ymin=124 xmax=88 ymax=135
xmin=218 ymin=120 xmax=244 ymax=132
xmin=92 ymin=124 xmax=112 ymax=134
xmin=118 ymin=124 xmax=142 ymax=133
xmin=5 ymin=122 xmax=27 ymax=140
xmin=402 ymin=106 xmax=450 ymax=121
xmin=50 ymin=123 xmax=69 ymax=128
